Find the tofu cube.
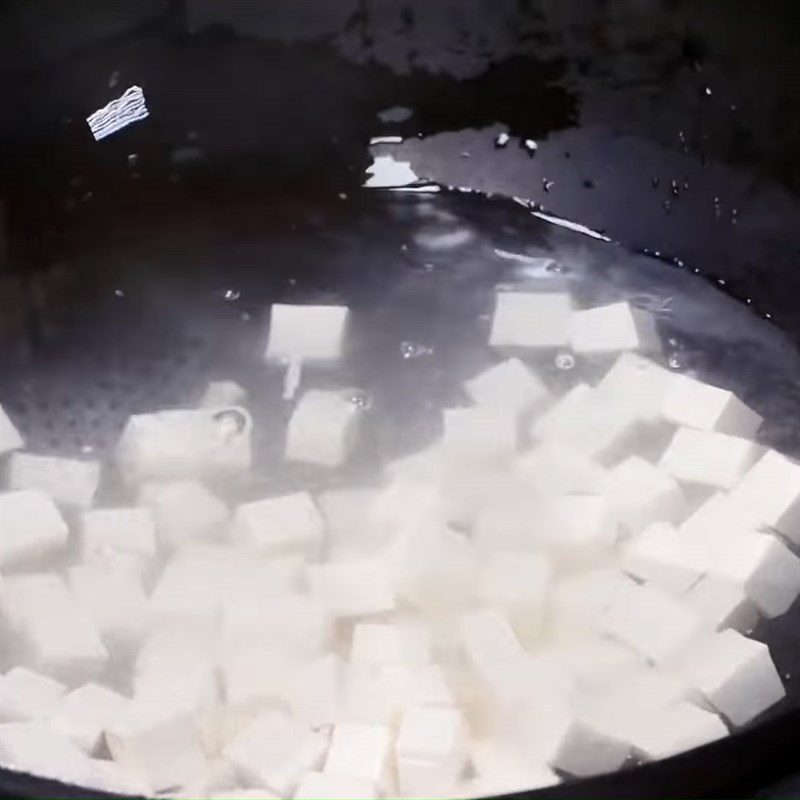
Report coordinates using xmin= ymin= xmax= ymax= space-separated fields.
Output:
xmin=117 ymin=407 xmax=252 ymax=484
xmin=464 ymin=358 xmax=549 ymax=415
xmin=224 ymin=710 xmax=329 ymax=796
xmin=324 ymin=722 xmax=392 ymax=792
xmin=396 ymin=707 xmax=468 ymax=796
xmin=221 ymin=644 xmax=299 ymax=708
xmin=0 ymin=403 xmax=24 ymax=454
xmin=659 ymin=428 xmax=761 ymax=490
xmin=382 ymin=664 xmax=455 ymax=712
xmin=601 ymin=583 xmax=704 ymax=664
xmin=569 ymin=301 xmax=660 ymax=354
xmin=210 ymin=791 xmax=280 ymax=800
xmin=0 ymin=490 xmax=68 ymax=569
xmin=675 ymin=630 xmax=785 ymax=726
xmin=489 ymin=291 xmax=573 ymax=349
xmin=727 ymin=450 xmax=800 ymax=544
xmin=138 ymin=480 xmax=229 ymax=549
xmin=351 ymin=623 xmax=431 ymax=665
xmin=266 ymin=303 xmax=349 ymax=362
xmin=6 ymin=452 xmax=100 ymax=509
xmin=681 ymin=576 xmax=759 ymax=633
xmin=84 ymin=758 xmax=153 ymax=796
xmin=0 ymin=722 xmax=93 ymax=785
xmin=295 ymin=770 xmax=376 ymax=799
xmin=318 ymin=487 xmax=394 ymax=560
xmin=229 ymin=492 xmax=324 ymax=556
xmin=198 ymin=380 xmax=248 ymax=408
xmin=106 ymin=694 xmax=208 ymax=793
xmin=659 ymin=373 xmax=762 ymax=438
xmin=0 ymin=667 xmax=66 ymax=722
xmin=80 ymin=507 xmax=156 ymax=568
xmin=547 ymin=494 xmax=619 ymax=561
xmin=342 ymin=664 xmax=396 ymax=726
xmin=51 ymin=683 xmax=130 ymax=753
xmin=602 ymin=456 xmax=688 ymax=536
xmin=287 ymin=653 xmax=345 ymax=729
xmin=308 ymin=559 xmax=394 ymax=617
xmin=596 ymin=353 xmax=676 ymax=421
xmin=469 ymin=738 xmax=558 ymax=795
xmin=285 ymin=389 xmax=360 ymax=467
xmin=442 ymin=406 xmax=517 ymax=462
xmin=514 ymin=442 xmax=608 ymax=496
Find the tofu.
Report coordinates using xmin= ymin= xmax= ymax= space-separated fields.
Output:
xmin=84 ymin=758 xmax=153 ymax=796
xmin=308 ymin=559 xmax=395 ymax=617
xmin=442 ymin=406 xmax=517 ymax=462
xmin=381 ymin=664 xmax=455 ymax=712
xmin=224 ymin=710 xmax=329 ymax=796
xmin=602 ymin=456 xmax=687 ymax=536
xmin=471 ymin=484 xmax=551 ymax=552
xmin=0 ymin=667 xmax=66 ymax=723
xmin=0 ymin=722 xmax=93 ymax=785
xmin=658 ymin=428 xmax=761 ymax=490
xmin=464 ymin=358 xmax=549 ymax=415
xmin=601 ymin=583 xmax=704 ymax=664
xmin=351 ymin=623 xmax=431 ymax=665
xmin=51 ymin=683 xmax=130 ymax=753
xmin=324 ymin=722 xmax=392 ymax=792
xmin=266 ymin=303 xmax=349 ymax=362
xmin=396 ymin=707 xmax=468 ymax=797
xmin=287 ymin=653 xmax=345 ymax=729
xmin=569 ymin=301 xmax=660 ymax=354
xmin=514 ymin=442 xmax=608 ymax=495
xmin=489 ymin=291 xmax=572 ymax=349
xmin=295 ymin=770 xmax=376 ymax=799
xmin=6 ymin=452 xmax=100 ymax=509
xmin=221 ymin=644 xmax=299 ymax=708
xmin=596 ymin=353 xmax=676 ymax=421
xmin=0 ymin=402 xmax=24 ymax=454
xmin=0 ymin=490 xmax=68 ymax=569
xmin=547 ymin=494 xmax=620 ymax=561
xmin=318 ymin=487 xmax=394 ymax=560
xmin=138 ymin=480 xmax=229 ymax=549
xmin=727 ymin=449 xmax=800 ymax=544
xmin=659 ymin=373 xmax=762 ymax=438
xmin=80 ymin=507 xmax=157 ymax=565
xmin=681 ymin=576 xmax=759 ymax=633
xmin=285 ymin=389 xmax=360 ymax=467
xmin=229 ymin=492 xmax=324 ymax=556
xmin=468 ymin=738 xmax=558 ymax=795
xmin=674 ymin=630 xmax=785 ymax=726
xmin=210 ymin=791 xmax=280 ymax=800
xmin=626 ymin=702 xmax=727 ymax=760
xmin=198 ymin=380 xmax=248 ymax=408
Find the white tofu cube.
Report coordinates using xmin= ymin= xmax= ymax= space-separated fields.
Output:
xmin=0 ymin=723 xmax=93 ymax=785
xmin=266 ymin=303 xmax=349 ymax=362
xmin=596 ymin=353 xmax=676 ymax=421
xmin=51 ymin=683 xmax=130 ymax=753
xmin=489 ymin=291 xmax=572 ymax=349
xmin=659 ymin=373 xmax=762 ymax=438
xmin=464 ymin=358 xmax=549 ymax=415
xmin=85 ymin=758 xmax=153 ymax=796
xmin=570 ymin=301 xmax=660 ymax=354
xmin=106 ymin=694 xmax=208 ymax=793
xmin=351 ymin=623 xmax=431 ymax=665
xmin=6 ymin=452 xmax=100 ymax=509
xmin=229 ymin=492 xmax=324 ymax=556
xmin=80 ymin=507 xmax=157 ymax=566
xmin=318 ymin=487 xmax=395 ymax=560
xmin=682 ymin=576 xmax=759 ymax=633
xmin=221 ymin=644 xmax=299 ymax=708
xmin=210 ymin=791 xmax=280 ymax=800
xmin=727 ymin=450 xmax=800 ymax=544
xmin=138 ymin=480 xmax=229 ymax=549
xmin=469 ymin=739 xmax=559 ymax=795
xmin=442 ymin=406 xmax=517 ymax=462
xmin=324 ymin=722 xmax=392 ymax=792
xmin=287 ymin=653 xmax=345 ymax=729
xmin=0 ymin=403 xmax=24 ymax=454
xmin=67 ymin=563 xmax=150 ymax=645
xmin=308 ymin=559 xmax=394 ymax=617
xmin=601 ymin=583 xmax=704 ymax=664
xmin=675 ymin=630 xmax=785 ymax=726
xmin=0 ymin=667 xmax=66 ymax=722
xmin=382 ymin=664 xmax=455 ymax=711
xmin=514 ymin=442 xmax=608 ymax=495
xmin=396 ymin=707 xmax=468 ymax=797
xmin=342 ymin=664 xmax=396 ymax=726
xmin=0 ymin=490 xmax=68 ymax=569
xmin=547 ymin=494 xmax=619 ymax=561
xmin=224 ymin=710 xmax=329 ymax=796
xmin=117 ymin=407 xmax=252 ymax=484
xmin=602 ymin=456 xmax=688 ymax=536
xmin=295 ymin=770 xmax=376 ymax=799
xmin=285 ymin=389 xmax=360 ymax=467
xmin=678 ymin=492 xmax=747 ymax=540
xmin=659 ymin=428 xmax=761 ymax=490
xmin=199 ymin=380 xmax=248 ymax=408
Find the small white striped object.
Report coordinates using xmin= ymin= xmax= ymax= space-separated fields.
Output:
xmin=86 ymin=86 xmax=149 ymax=141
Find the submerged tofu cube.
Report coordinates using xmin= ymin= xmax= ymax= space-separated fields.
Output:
xmin=489 ymin=291 xmax=573 ymax=350
xmin=514 ymin=442 xmax=608 ymax=496
xmin=569 ymin=301 xmax=660 ymax=354
xmin=52 ymin=683 xmax=130 ymax=753
xmin=382 ymin=664 xmax=455 ymax=712
xmin=469 ymin=738 xmax=559 ymax=795
xmin=442 ymin=406 xmax=517 ymax=462
xmin=308 ymin=559 xmax=395 ymax=617
xmin=138 ymin=480 xmax=229 ymax=549
xmin=727 ymin=449 xmax=800 ymax=544
xmin=0 ymin=667 xmax=66 ymax=723
xmin=80 ymin=507 xmax=157 ymax=565
xmin=221 ymin=644 xmax=299 ymax=708
xmin=229 ymin=492 xmax=324 ymax=556
xmin=0 ymin=490 xmax=68 ymax=569
xmin=324 ymin=722 xmax=392 ymax=792
xmin=6 ymin=452 xmax=100 ymax=509
xmin=0 ymin=722 xmax=93 ymax=785
xmin=224 ymin=710 xmax=329 ymax=796
xmin=464 ymin=358 xmax=549 ymax=415
xmin=351 ymin=623 xmax=431 ymax=665
xmin=0 ymin=403 xmax=24 ymax=454
xmin=596 ymin=353 xmax=676 ymax=421
xmin=295 ymin=770 xmax=376 ymax=800
xmin=287 ymin=653 xmax=345 ymax=729
xmin=659 ymin=428 xmax=761 ymax=490
xmin=659 ymin=373 xmax=762 ymax=438
xmin=681 ymin=576 xmax=759 ymax=634
xmin=266 ymin=303 xmax=349 ymax=362
xmin=198 ymin=380 xmax=248 ymax=408
xmin=547 ymin=495 xmax=619 ymax=561
xmin=675 ymin=630 xmax=785 ymax=726
xmin=285 ymin=389 xmax=360 ymax=467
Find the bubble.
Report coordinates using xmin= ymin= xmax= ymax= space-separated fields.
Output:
xmin=495 ymin=132 xmax=510 ymax=148
xmin=400 ymin=342 xmax=433 ymax=360
xmin=114 ymin=289 xmax=125 ymax=298
xmin=668 ymin=354 xmax=683 ymax=370
xmin=223 ymin=289 xmax=241 ymax=301
xmin=348 ymin=390 xmax=373 ymax=409
xmin=555 ymin=352 xmax=575 ymax=370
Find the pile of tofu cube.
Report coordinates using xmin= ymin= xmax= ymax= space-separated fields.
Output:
xmin=0 ymin=293 xmax=798 ymax=799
